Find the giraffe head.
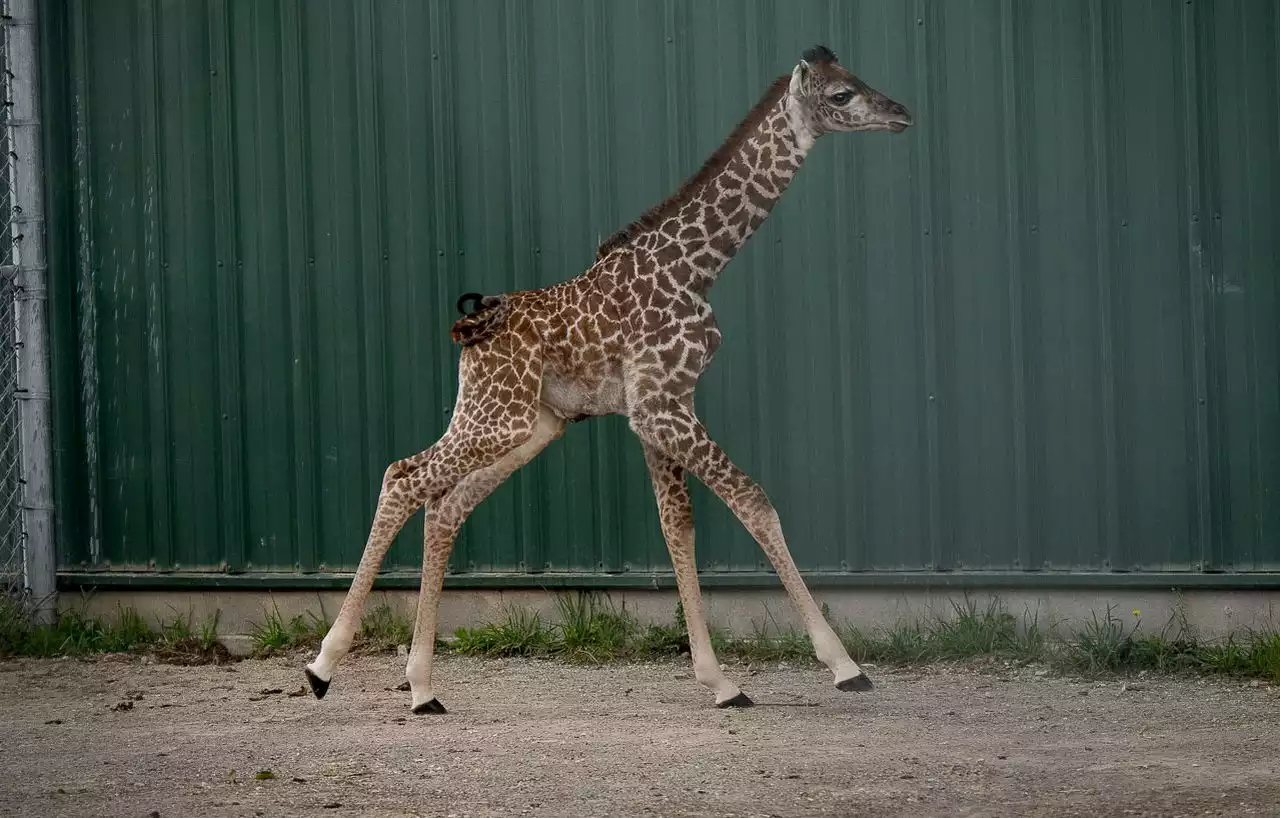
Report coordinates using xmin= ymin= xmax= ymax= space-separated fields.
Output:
xmin=787 ymin=45 xmax=913 ymax=138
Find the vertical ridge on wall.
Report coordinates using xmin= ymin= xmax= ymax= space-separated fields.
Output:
xmin=278 ymin=0 xmax=320 ymax=573
xmin=1183 ymin=0 xmax=1216 ymax=572
xmin=916 ymin=0 xmax=946 ymax=572
xmin=43 ymin=0 xmax=1280 ymax=578
xmin=1087 ymin=0 xmax=1122 ymax=573
xmin=135 ymin=0 xmax=173 ymax=572
xmin=208 ymin=0 xmax=248 ymax=573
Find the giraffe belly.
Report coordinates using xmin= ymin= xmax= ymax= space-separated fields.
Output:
xmin=541 ymin=372 xmax=627 ymax=419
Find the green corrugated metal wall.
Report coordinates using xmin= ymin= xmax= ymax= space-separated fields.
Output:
xmin=38 ymin=0 xmax=1279 ymax=586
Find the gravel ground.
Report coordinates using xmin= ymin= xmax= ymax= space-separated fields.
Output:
xmin=1 ymin=652 xmax=1277 ymax=818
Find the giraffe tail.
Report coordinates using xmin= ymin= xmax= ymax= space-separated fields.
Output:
xmin=450 ymin=292 xmax=512 ymax=347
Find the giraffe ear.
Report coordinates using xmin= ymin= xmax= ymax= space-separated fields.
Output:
xmin=790 ymin=60 xmax=811 ymax=97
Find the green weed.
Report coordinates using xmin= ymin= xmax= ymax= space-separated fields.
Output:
xmin=247 ymin=601 xmax=327 ymax=656
xmin=357 ymin=603 xmax=412 ymax=652
xmin=453 ymin=606 xmax=554 ymax=657
xmin=554 ymin=592 xmax=636 ymax=663
xmin=1055 ymin=605 xmax=1138 ymax=673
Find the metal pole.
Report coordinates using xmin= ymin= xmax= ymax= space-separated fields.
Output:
xmin=8 ymin=0 xmax=54 ymax=624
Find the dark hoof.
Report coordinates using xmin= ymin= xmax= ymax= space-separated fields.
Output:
xmin=304 ymin=667 xmax=330 ymax=700
xmin=411 ymin=698 xmax=448 ymax=715
xmin=716 ymin=691 xmax=754 ymax=708
xmin=836 ymin=673 xmax=874 ymax=693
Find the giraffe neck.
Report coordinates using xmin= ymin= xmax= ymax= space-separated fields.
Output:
xmin=664 ymin=90 xmax=811 ymax=290
xmin=598 ymin=77 xmax=815 ymax=291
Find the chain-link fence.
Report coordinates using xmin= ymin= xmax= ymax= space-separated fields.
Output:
xmin=1 ymin=0 xmax=24 ymax=604
xmin=1 ymin=0 xmax=32 ymax=609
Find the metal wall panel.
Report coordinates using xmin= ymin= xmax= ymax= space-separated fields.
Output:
xmin=40 ymin=0 xmax=1280 ymax=580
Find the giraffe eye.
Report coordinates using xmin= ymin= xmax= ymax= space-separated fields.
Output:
xmin=829 ymin=91 xmax=853 ymax=106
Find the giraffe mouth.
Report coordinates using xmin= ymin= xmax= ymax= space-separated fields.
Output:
xmin=885 ymin=120 xmax=911 ymax=133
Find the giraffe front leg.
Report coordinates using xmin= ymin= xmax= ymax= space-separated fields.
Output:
xmin=632 ymin=403 xmax=871 ymax=693
xmin=404 ymin=407 xmax=565 ymax=714
xmin=642 ymin=444 xmax=751 ymax=708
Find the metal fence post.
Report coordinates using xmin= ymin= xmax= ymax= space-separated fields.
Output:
xmin=2 ymin=0 xmax=54 ymax=624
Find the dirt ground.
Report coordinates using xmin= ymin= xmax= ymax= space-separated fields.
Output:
xmin=1 ymin=653 xmax=1277 ymax=818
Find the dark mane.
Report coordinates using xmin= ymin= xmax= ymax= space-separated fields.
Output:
xmin=802 ymin=45 xmax=837 ymax=64
xmin=594 ymin=74 xmax=791 ymax=260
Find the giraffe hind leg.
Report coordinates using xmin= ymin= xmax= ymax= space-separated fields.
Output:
xmin=406 ymin=405 xmax=566 ymax=714
xmin=305 ymin=334 xmax=544 ymax=696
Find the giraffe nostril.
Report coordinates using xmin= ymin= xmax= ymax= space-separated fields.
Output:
xmin=885 ymin=101 xmax=913 ymax=126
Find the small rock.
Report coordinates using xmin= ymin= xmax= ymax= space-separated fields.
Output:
xmin=286 ymin=687 xmax=308 ymax=698
xmin=900 ymin=773 xmax=915 ymax=780
xmin=997 ymin=755 xmax=1007 ymax=760
xmin=1078 ymin=689 xmax=1090 ymax=696
xmin=783 ymin=773 xmax=801 ymax=780
xmin=110 ymin=701 xmax=134 ymax=712
xmin=396 ymin=645 xmax=409 ymax=657
xmin=291 ymin=777 xmax=307 ymax=784
xmin=1249 ymin=679 xmax=1262 ymax=688
xmin=44 ymin=719 xmax=63 ymax=725
xmin=126 ymin=691 xmax=145 ymax=701
xmin=1034 ymin=670 xmax=1049 ymax=677
xmin=323 ymin=802 xmax=342 ymax=809
xmin=258 ymin=688 xmax=284 ymax=696
xmin=149 ymin=812 xmax=160 ymax=818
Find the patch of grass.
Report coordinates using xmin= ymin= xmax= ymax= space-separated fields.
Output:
xmin=3 ymin=590 xmax=1276 ymax=685
xmin=555 ymin=592 xmax=637 ymax=663
xmin=878 ymin=621 xmax=934 ymax=664
xmin=247 ymin=601 xmax=327 ymax=657
xmin=930 ymin=597 xmax=1017 ymax=659
xmin=634 ymin=621 xmax=689 ymax=656
xmin=452 ymin=606 xmax=554 ymax=657
xmin=199 ymin=610 xmax=223 ymax=653
xmin=153 ymin=609 xmax=230 ymax=665
xmin=1198 ymin=631 xmax=1280 ymax=682
xmin=356 ymin=603 xmax=412 ymax=652
xmin=1054 ymin=605 xmax=1139 ymax=673
xmin=0 ymin=598 xmax=230 ymax=664
xmin=725 ymin=607 xmax=812 ymax=664
xmin=1045 ymin=606 xmax=1280 ymax=682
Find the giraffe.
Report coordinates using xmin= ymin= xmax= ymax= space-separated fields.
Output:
xmin=304 ymin=45 xmax=913 ymax=713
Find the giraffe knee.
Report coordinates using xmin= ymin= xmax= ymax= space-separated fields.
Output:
xmin=382 ymin=457 xmax=419 ymax=490
xmin=629 ymin=414 xmax=690 ymax=458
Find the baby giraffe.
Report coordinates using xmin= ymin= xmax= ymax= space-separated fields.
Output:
xmin=305 ymin=45 xmax=913 ymax=713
